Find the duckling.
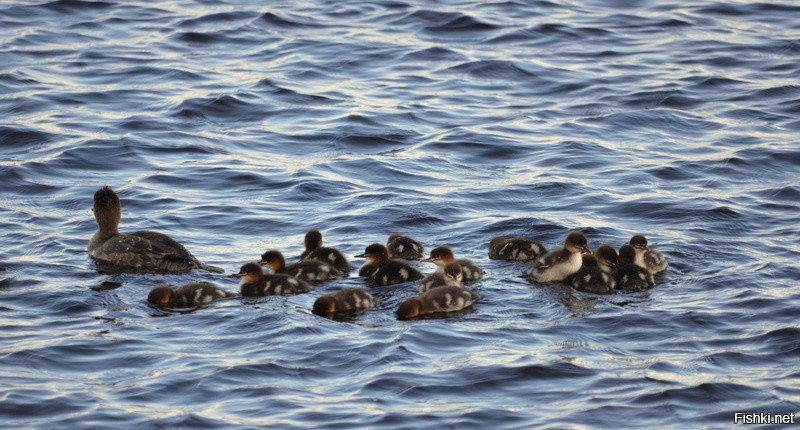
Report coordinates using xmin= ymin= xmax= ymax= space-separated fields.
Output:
xmin=233 ymin=262 xmax=311 ymax=296
xmin=147 ymin=282 xmax=235 ymax=308
xmin=417 ymin=262 xmax=463 ymax=293
xmin=396 ymin=286 xmax=483 ymax=320
xmin=594 ymin=244 xmax=618 ymax=274
xmin=488 ymin=236 xmax=547 ymax=261
xmin=612 ymin=245 xmax=655 ymax=291
xmin=260 ymin=250 xmax=343 ymax=282
xmin=88 ymin=186 xmax=222 ymax=274
xmin=527 ymin=231 xmax=590 ymax=283
xmin=355 ymin=243 xmax=423 ymax=286
xmin=299 ymin=229 xmax=352 ymax=273
xmin=629 ymin=235 xmax=668 ymax=274
xmin=568 ymin=255 xmax=613 ymax=294
xmin=386 ymin=233 xmax=425 ymax=260
xmin=421 ymin=246 xmax=483 ymax=281
xmin=312 ymin=287 xmax=376 ymax=317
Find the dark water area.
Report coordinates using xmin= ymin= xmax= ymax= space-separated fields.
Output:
xmin=1 ymin=0 xmax=799 ymax=427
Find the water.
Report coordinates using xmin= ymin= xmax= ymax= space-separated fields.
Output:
xmin=1 ymin=0 xmax=799 ymax=427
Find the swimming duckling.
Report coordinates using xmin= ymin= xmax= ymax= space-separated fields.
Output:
xmin=386 ymin=233 xmax=425 ymax=260
xmin=260 ymin=250 xmax=343 ymax=282
xmin=417 ymin=262 xmax=463 ymax=293
xmin=421 ymin=246 xmax=483 ymax=281
xmin=568 ymin=255 xmax=613 ymax=294
xmin=629 ymin=235 xmax=668 ymax=274
xmin=527 ymin=231 xmax=590 ymax=283
xmin=612 ymin=245 xmax=655 ymax=291
xmin=488 ymin=236 xmax=547 ymax=261
xmin=355 ymin=243 xmax=423 ymax=286
xmin=147 ymin=282 xmax=235 ymax=308
xmin=312 ymin=287 xmax=376 ymax=317
xmin=88 ymin=186 xmax=222 ymax=274
xmin=299 ymin=229 xmax=352 ymax=273
xmin=233 ymin=262 xmax=311 ymax=296
xmin=396 ymin=285 xmax=483 ymax=320
xmin=594 ymin=244 xmax=618 ymax=274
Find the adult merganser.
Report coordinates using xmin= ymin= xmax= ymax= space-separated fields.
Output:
xmin=612 ymin=245 xmax=655 ymax=291
xmin=421 ymin=246 xmax=483 ymax=281
xmin=488 ymin=236 xmax=547 ymax=261
xmin=312 ymin=287 xmax=376 ymax=317
xmin=355 ymin=243 xmax=423 ymax=286
xmin=147 ymin=282 xmax=235 ymax=308
xmin=396 ymin=285 xmax=483 ymax=320
xmin=88 ymin=186 xmax=221 ymax=274
xmin=568 ymin=255 xmax=613 ymax=294
xmin=233 ymin=262 xmax=311 ymax=296
xmin=260 ymin=250 xmax=343 ymax=282
xmin=299 ymin=229 xmax=352 ymax=273
xmin=629 ymin=235 xmax=668 ymax=274
xmin=417 ymin=261 xmax=463 ymax=293
xmin=527 ymin=231 xmax=590 ymax=283
xmin=386 ymin=233 xmax=425 ymax=260
xmin=593 ymin=244 xmax=618 ymax=274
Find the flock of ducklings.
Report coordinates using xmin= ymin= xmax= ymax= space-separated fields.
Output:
xmin=90 ymin=187 xmax=667 ymax=320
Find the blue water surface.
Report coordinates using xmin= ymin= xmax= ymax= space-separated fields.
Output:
xmin=1 ymin=0 xmax=799 ymax=428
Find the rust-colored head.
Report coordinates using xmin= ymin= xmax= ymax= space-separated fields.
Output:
xmin=304 ymin=230 xmax=323 ymax=251
xmin=233 ymin=262 xmax=263 ymax=283
xmin=312 ymin=295 xmax=336 ymax=316
xmin=396 ymin=298 xmax=422 ymax=320
xmin=92 ymin=186 xmax=121 ymax=233
xmin=354 ymin=243 xmax=388 ymax=264
xmin=147 ymin=285 xmax=174 ymax=306
xmin=564 ymin=232 xmax=590 ymax=254
xmin=259 ymin=250 xmax=286 ymax=272
xmin=422 ymin=246 xmax=454 ymax=265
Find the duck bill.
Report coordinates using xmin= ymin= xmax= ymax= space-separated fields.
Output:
xmin=420 ymin=257 xmax=440 ymax=263
xmin=354 ymin=253 xmax=369 ymax=259
xmin=227 ymin=273 xmax=243 ymax=278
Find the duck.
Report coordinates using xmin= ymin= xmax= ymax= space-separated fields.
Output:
xmin=299 ymin=229 xmax=352 ymax=273
xmin=594 ymin=244 xmax=618 ymax=274
xmin=88 ymin=186 xmax=222 ymax=274
xmin=386 ymin=233 xmax=425 ymax=260
xmin=260 ymin=250 xmax=343 ymax=282
xmin=355 ymin=243 xmax=423 ymax=286
xmin=417 ymin=262 xmax=463 ymax=293
xmin=396 ymin=285 xmax=483 ymax=319
xmin=147 ymin=282 xmax=235 ymax=308
xmin=488 ymin=236 xmax=547 ymax=261
xmin=568 ymin=255 xmax=613 ymax=294
xmin=629 ymin=235 xmax=668 ymax=274
xmin=527 ymin=231 xmax=590 ymax=283
xmin=612 ymin=245 xmax=655 ymax=291
xmin=312 ymin=287 xmax=376 ymax=317
xmin=233 ymin=262 xmax=311 ymax=296
xmin=421 ymin=246 xmax=483 ymax=281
